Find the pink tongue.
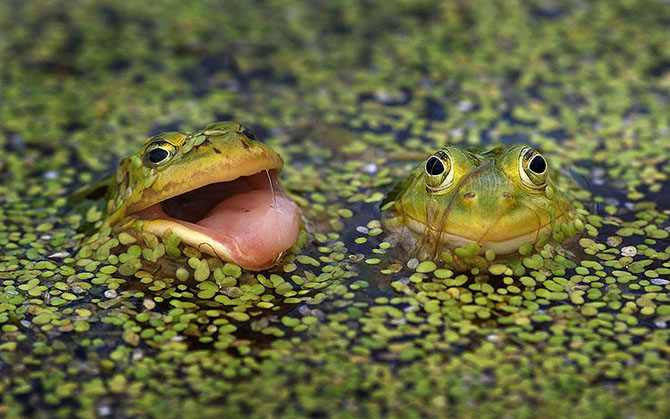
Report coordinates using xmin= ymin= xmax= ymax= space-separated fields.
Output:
xmin=197 ymin=189 xmax=300 ymax=269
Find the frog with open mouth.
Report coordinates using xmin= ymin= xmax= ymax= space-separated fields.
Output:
xmin=383 ymin=144 xmax=583 ymax=269
xmin=83 ymin=121 xmax=301 ymax=271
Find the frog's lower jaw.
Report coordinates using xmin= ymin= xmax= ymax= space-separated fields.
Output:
xmin=133 ymin=171 xmax=300 ymax=270
xmin=402 ymin=217 xmax=552 ymax=256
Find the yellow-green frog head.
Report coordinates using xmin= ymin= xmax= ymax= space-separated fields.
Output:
xmin=384 ymin=144 xmax=577 ymax=260
xmin=101 ymin=121 xmax=301 ymax=271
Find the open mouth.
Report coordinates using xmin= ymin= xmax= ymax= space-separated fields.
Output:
xmin=133 ymin=170 xmax=301 ymax=270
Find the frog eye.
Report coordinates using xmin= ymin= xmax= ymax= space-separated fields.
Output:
xmin=142 ymin=140 xmax=177 ymax=168
xmin=519 ymin=147 xmax=547 ymax=189
xmin=239 ymin=126 xmax=258 ymax=141
xmin=424 ymin=151 xmax=454 ymax=193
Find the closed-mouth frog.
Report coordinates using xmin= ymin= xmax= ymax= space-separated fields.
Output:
xmin=383 ymin=144 xmax=580 ymax=266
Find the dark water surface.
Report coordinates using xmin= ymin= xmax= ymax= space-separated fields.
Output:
xmin=1 ymin=1 xmax=669 ymax=417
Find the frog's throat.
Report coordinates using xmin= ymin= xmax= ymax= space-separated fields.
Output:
xmin=129 ymin=169 xmax=301 ymax=271
xmin=400 ymin=209 xmax=570 ymax=255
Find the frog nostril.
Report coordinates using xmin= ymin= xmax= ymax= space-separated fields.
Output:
xmin=502 ymin=192 xmax=516 ymax=207
xmin=463 ymin=192 xmax=475 ymax=199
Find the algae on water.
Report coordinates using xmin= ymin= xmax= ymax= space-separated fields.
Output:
xmin=0 ymin=0 xmax=669 ymax=417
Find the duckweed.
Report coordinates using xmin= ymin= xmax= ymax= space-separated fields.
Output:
xmin=0 ymin=1 xmax=669 ymax=417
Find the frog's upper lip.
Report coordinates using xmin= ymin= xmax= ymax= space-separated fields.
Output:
xmin=126 ymin=144 xmax=285 ymax=216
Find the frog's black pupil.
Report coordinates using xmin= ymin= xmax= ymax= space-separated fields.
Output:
xmin=148 ymin=148 xmax=169 ymax=163
xmin=426 ymin=156 xmax=445 ymax=176
xmin=529 ymin=155 xmax=546 ymax=173
xmin=241 ymin=128 xmax=257 ymax=141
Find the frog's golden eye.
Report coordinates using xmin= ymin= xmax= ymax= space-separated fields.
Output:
xmin=424 ymin=151 xmax=454 ymax=193
xmin=143 ymin=140 xmax=177 ymax=168
xmin=519 ymin=147 xmax=547 ymax=189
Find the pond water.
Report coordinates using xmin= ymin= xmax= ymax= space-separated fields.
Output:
xmin=1 ymin=1 xmax=669 ymax=417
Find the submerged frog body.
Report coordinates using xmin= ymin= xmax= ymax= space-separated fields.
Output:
xmin=88 ymin=121 xmax=301 ymax=271
xmin=383 ymin=144 xmax=579 ymax=266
